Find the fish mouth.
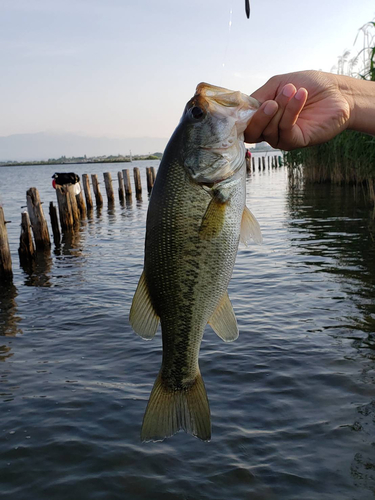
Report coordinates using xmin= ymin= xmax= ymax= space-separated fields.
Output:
xmin=195 ymin=82 xmax=259 ymax=110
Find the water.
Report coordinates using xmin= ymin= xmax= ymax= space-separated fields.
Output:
xmin=0 ymin=159 xmax=374 ymax=499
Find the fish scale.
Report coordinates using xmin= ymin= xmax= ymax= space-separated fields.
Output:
xmin=129 ymin=83 xmax=262 ymax=441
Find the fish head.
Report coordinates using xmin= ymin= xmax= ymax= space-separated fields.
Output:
xmin=181 ymin=82 xmax=259 ymax=185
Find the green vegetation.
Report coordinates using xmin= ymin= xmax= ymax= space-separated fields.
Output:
xmin=285 ymin=21 xmax=375 ymax=205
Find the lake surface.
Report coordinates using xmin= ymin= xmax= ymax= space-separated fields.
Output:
xmin=0 ymin=158 xmax=374 ymax=500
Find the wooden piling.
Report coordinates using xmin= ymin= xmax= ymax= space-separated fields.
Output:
xmin=146 ymin=167 xmax=154 ymax=194
xmin=0 ymin=206 xmax=13 ymax=280
xmin=91 ymin=174 xmax=103 ymax=207
xmin=49 ymin=202 xmax=60 ymax=244
xmin=26 ymin=187 xmax=51 ymax=250
xmin=246 ymin=156 xmax=251 ymax=172
xmin=82 ymin=174 xmax=94 ymax=210
xmin=55 ymin=184 xmax=80 ymax=231
xmin=117 ymin=171 xmax=125 ymax=202
xmin=262 ymin=157 xmax=266 ymax=170
xmin=76 ymin=183 xmax=87 ymax=218
xmin=103 ymin=172 xmax=115 ymax=204
xmin=150 ymin=166 xmax=156 ymax=184
xmin=122 ymin=169 xmax=132 ymax=197
xmin=18 ymin=211 xmax=35 ymax=266
xmin=252 ymin=157 xmax=255 ymax=171
xmin=133 ymin=167 xmax=142 ymax=198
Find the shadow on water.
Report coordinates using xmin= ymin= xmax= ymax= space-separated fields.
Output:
xmin=0 ymin=281 xmax=21 ymax=337
xmin=21 ymin=250 xmax=52 ymax=288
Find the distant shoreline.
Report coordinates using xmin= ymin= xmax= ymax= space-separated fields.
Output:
xmin=0 ymin=157 xmax=161 ymax=168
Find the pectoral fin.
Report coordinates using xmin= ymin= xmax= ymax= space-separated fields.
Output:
xmin=129 ymin=271 xmax=159 ymax=339
xmin=240 ymin=206 xmax=263 ymax=246
xmin=208 ymin=292 xmax=239 ymax=342
xmin=199 ymin=196 xmax=227 ymax=240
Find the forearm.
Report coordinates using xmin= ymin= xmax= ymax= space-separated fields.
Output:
xmin=339 ymin=75 xmax=375 ymax=136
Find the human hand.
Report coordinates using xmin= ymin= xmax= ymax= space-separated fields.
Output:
xmin=245 ymin=70 xmax=352 ymax=150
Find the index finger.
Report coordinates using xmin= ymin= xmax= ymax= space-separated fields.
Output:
xmin=244 ymin=100 xmax=278 ymax=143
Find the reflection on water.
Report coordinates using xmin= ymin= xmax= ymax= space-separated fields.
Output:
xmin=0 ymin=282 xmax=21 ymax=336
xmin=286 ymin=182 xmax=375 ymax=356
xmin=22 ymin=250 xmax=52 ymax=287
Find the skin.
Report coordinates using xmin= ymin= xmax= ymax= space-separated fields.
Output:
xmin=244 ymin=70 xmax=375 ymax=151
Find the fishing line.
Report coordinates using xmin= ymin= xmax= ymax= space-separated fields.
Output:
xmin=220 ymin=2 xmax=233 ymax=85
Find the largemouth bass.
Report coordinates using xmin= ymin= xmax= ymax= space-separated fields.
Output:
xmin=129 ymin=83 xmax=262 ymax=442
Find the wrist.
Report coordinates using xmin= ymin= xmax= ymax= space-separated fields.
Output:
xmin=338 ymin=75 xmax=375 ymax=135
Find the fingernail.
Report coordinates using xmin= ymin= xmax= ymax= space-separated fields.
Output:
xmin=295 ymin=88 xmax=306 ymax=100
xmin=282 ymin=85 xmax=295 ymax=98
xmin=264 ymin=101 xmax=277 ymax=116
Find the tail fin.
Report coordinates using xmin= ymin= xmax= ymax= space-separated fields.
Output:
xmin=141 ymin=371 xmax=211 ymax=442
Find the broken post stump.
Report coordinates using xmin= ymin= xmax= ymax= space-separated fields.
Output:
xmin=76 ymin=183 xmax=87 ymax=218
xmin=18 ymin=211 xmax=36 ymax=266
xmin=82 ymin=174 xmax=94 ymax=210
xmin=146 ymin=167 xmax=154 ymax=194
xmin=133 ymin=167 xmax=142 ymax=198
xmin=55 ymin=184 xmax=80 ymax=231
xmin=122 ymin=169 xmax=132 ymax=197
xmin=91 ymin=174 xmax=103 ymax=207
xmin=0 ymin=206 xmax=13 ymax=280
xmin=118 ymin=171 xmax=125 ymax=203
xmin=49 ymin=202 xmax=60 ymax=244
xmin=151 ymin=166 xmax=156 ymax=184
xmin=26 ymin=187 xmax=51 ymax=251
xmin=103 ymin=172 xmax=115 ymax=204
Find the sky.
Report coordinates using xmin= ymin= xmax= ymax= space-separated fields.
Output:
xmin=1 ymin=0 xmax=374 ymax=156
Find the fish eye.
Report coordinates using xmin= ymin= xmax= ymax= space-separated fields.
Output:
xmin=191 ymin=106 xmax=204 ymax=119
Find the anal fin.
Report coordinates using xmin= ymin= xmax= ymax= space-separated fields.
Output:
xmin=129 ymin=271 xmax=159 ymax=339
xmin=208 ymin=291 xmax=239 ymax=342
xmin=240 ymin=206 xmax=262 ymax=245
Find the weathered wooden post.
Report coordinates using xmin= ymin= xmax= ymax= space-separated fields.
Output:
xmin=122 ymin=169 xmax=132 ymax=197
xmin=246 ymin=156 xmax=251 ymax=172
xmin=278 ymin=155 xmax=282 ymax=167
xmin=117 ymin=171 xmax=125 ymax=203
xmin=262 ymin=157 xmax=266 ymax=170
xmin=55 ymin=185 xmax=80 ymax=231
xmin=76 ymin=183 xmax=87 ymax=218
xmin=0 ymin=206 xmax=13 ymax=280
xmin=258 ymin=157 xmax=261 ymax=170
xmin=150 ymin=166 xmax=156 ymax=184
xmin=133 ymin=167 xmax=142 ymax=199
xmin=18 ymin=211 xmax=35 ymax=266
xmin=82 ymin=174 xmax=93 ymax=210
xmin=26 ymin=187 xmax=51 ymax=250
xmin=146 ymin=167 xmax=154 ymax=194
xmin=91 ymin=174 xmax=103 ymax=207
xmin=103 ymin=172 xmax=115 ymax=204
xmin=49 ymin=202 xmax=60 ymax=244
xmin=252 ymin=157 xmax=255 ymax=171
